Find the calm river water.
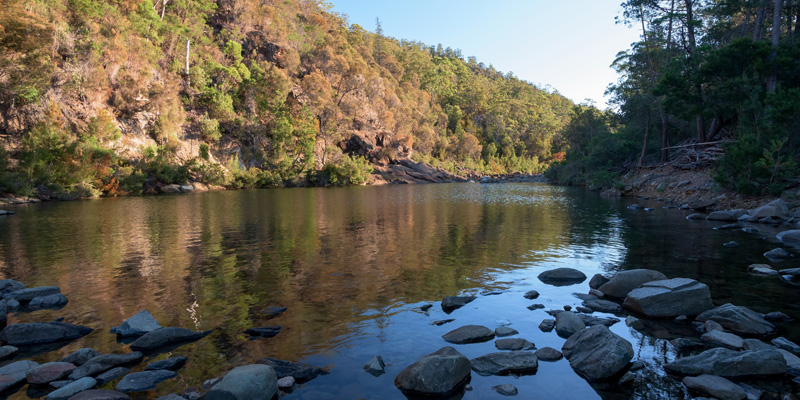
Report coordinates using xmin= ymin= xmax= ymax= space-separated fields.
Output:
xmin=1 ymin=183 xmax=799 ymax=399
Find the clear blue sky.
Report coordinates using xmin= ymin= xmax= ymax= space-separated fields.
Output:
xmin=329 ymin=1 xmax=641 ymax=109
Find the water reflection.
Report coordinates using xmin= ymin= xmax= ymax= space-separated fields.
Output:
xmin=0 ymin=183 xmax=797 ymax=399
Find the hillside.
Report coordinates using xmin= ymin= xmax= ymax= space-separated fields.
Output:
xmin=0 ymin=0 xmax=575 ymax=199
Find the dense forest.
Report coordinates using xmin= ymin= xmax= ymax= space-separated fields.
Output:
xmin=0 ymin=0 xmax=575 ymax=198
xmin=549 ymin=0 xmax=800 ymax=195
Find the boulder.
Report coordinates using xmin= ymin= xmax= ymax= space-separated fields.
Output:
xmin=764 ymin=311 xmax=792 ymax=322
xmin=145 ymin=356 xmax=188 ymax=371
xmin=28 ymin=293 xmax=68 ymax=309
xmin=696 ymin=304 xmax=775 ymax=336
xmin=70 ymin=352 xmax=144 ymax=380
xmin=441 ymin=296 xmax=476 ymax=313
xmin=25 ymin=362 xmax=76 ymax=384
xmin=442 ymin=325 xmax=495 ymax=344
xmin=363 ymin=356 xmax=385 ymax=376
xmin=494 ymin=338 xmax=535 ymax=351
xmin=243 ymin=326 xmax=282 ymax=338
xmin=748 ymin=264 xmax=778 ymax=276
xmin=669 ymin=338 xmax=705 ymax=352
xmin=2 ymin=286 xmax=60 ymax=302
xmin=394 ymin=347 xmax=470 ymax=397
xmin=110 ymin=310 xmax=162 ymax=337
xmin=772 ymin=337 xmax=800 ymax=356
xmin=598 ymin=269 xmax=668 ymax=299
xmin=95 ymin=367 xmax=130 ymax=385
xmin=583 ymin=299 xmax=623 ymax=314
xmin=682 ymin=375 xmax=746 ymax=400
xmin=701 ymin=330 xmax=745 ymax=350
xmin=523 ymin=290 xmax=539 ymax=300
xmin=0 ymin=346 xmax=18 ymax=361
xmin=203 ymin=364 xmax=277 ymax=400
xmin=129 ymin=327 xmax=211 ymax=351
xmin=555 ymin=312 xmax=585 ymax=338
xmin=664 ymin=348 xmax=786 ymax=377
xmin=160 ymin=185 xmax=182 ymax=194
xmin=534 ymin=347 xmax=563 ymax=361
xmin=707 ymin=211 xmax=738 ymax=221
xmin=623 ymin=278 xmax=713 ymax=318
xmin=0 ymin=322 xmax=92 ymax=346
xmin=562 ymin=325 xmax=633 ymax=381
xmin=62 ymin=348 xmax=102 ymax=366
xmin=0 ymin=360 xmax=39 ymax=392
xmin=115 ymin=370 xmax=177 ymax=393
xmin=764 ymin=248 xmax=790 ymax=261
xmin=752 ymin=205 xmax=780 ymax=219
xmin=538 ymin=319 xmax=555 ymax=332
xmin=537 ymin=268 xmax=587 ymax=286
xmin=277 ymin=376 xmax=295 ymax=389
xmin=778 ymin=349 xmax=800 ymax=376
xmin=778 ymin=230 xmax=800 ymax=247
xmin=0 ymin=280 xmax=25 ymax=295
xmin=46 ymin=377 xmax=97 ymax=400
xmin=256 ymin=358 xmax=326 ymax=383
xmin=495 ymin=327 xmax=518 ymax=337
xmin=470 ymin=352 xmax=538 ymax=376
xmin=69 ymin=389 xmax=131 ymax=400
xmin=589 ymin=274 xmax=610 ymax=289
xmin=689 ymin=199 xmax=716 ymax=210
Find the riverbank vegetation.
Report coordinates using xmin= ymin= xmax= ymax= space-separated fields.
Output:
xmin=0 ymin=0 xmax=573 ymax=198
xmin=548 ymin=0 xmax=800 ymax=196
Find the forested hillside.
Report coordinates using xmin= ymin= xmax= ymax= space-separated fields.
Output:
xmin=0 ymin=0 xmax=574 ymax=198
xmin=550 ymin=0 xmax=800 ymax=195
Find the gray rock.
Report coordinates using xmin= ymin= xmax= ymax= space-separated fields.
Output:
xmin=527 ymin=304 xmax=544 ymax=310
xmin=5 ymin=299 xmax=19 ymax=311
xmin=115 ymin=370 xmax=177 ymax=393
xmin=49 ymin=380 xmax=71 ymax=389
xmin=764 ymin=248 xmax=790 ymax=260
xmin=778 ymin=349 xmax=800 ymax=376
xmin=533 ymin=347 xmax=562 ymax=361
xmin=255 ymin=358 xmax=326 ymax=383
xmin=523 ymin=290 xmax=539 ymax=300
xmin=96 ymin=367 xmax=130 ymax=385
xmin=682 ymin=375 xmax=746 ymax=400
xmin=46 ymin=377 xmax=96 ymax=400
xmin=2 ymin=286 xmax=60 ymax=302
xmin=742 ymin=338 xmax=774 ymax=351
xmin=0 ymin=322 xmax=92 ymax=346
xmin=589 ymin=274 xmax=610 ymax=289
xmin=110 ymin=310 xmax=162 ymax=337
xmin=261 ymin=306 xmax=288 ymax=318
xmin=26 ymin=362 xmax=76 ymax=384
xmin=243 ymin=326 xmax=282 ymax=338
xmin=129 ymin=327 xmax=211 ymax=351
xmin=69 ymin=389 xmax=131 ymax=400
xmin=562 ymin=325 xmax=633 ymax=381
xmin=670 ymin=338 xmax=705 ymax=352
xmin=714 ymin=223 xmax=743 ymax=230
xmin=538 ymin=319 xmax=555 ymax=332
xmin=62 ymin=348 xmax=102 ymax=366
xmin=686 ymin=213 xmax=707 ymax=220
xmin=277 ymin=376 xmax=295 ymax=389
xmin=493 ymin=384 xmax=518 ymax=396
xmin=772 ymin=337 xmax=800 ymax=356
xmin=432 ymin=319 xmax=455 ymax=326
xmin=0 ymin=346 xmax=18 ymax=361
xmin=748 ymin=264 xmax=778 ymax=276
xmin=704 ymin=320 xmax=725 ymax=332
xmin=665 ymin=348 xmax=786 ymax=377
xmin=764 ymin=311 xmax=792 ymax=322
xmin=576 ymin=306 xmax=593 ymax=313
xmin=495 ymin=338 xmax=535 ymax=351
xmin=707 ymin=211 xmax=738 ymax=221
xmin=441 ymin=296 xmax=476 ymax=313
xmin=394 ymin=347 xmax=470 ymax=396
xmin=619 ymin=372 xmax=636 ymax=385
xmin=0 ymin=279 xmax=25 ymax=295
xmin=752 ymin=205 xmax=780 ymax=219
xmin=623 ymin=278 xmax=713 ymax=318
xmin=419 ymin=304 xmax=432 ymax=312
xmin=28 ymin=293 xmax=68 ymax=309
xmin=442 ymin=325 xmax=495 ymax=344
xmin=555 ymin=312 xmax=585 ymax=338
xmin=588 ymin=289 xmax=605 ymax=298
xmin=696 ymin=303 xmax=776 ymax=336
xmin=70 ymin=352 xmax=144 ymax=380
xmin=701 ymin=330 xmax=745 ymax=350
xmin=203 ymin=364 xmax=277 ymax=400
xmin=495 ymin=327 xmax=518 ymax=337
xmin=689 ymin=199 xmax=716 ymax=210
xmin=0 ymin=360 xmax=39 ymax=392
xmin=146 ymin=356 xmax=188 ymax=371
xmin=778 ymin=230 xmax=800 ymax=247
xmin=598 ymin=269 xmax=668 ymax=299
xmin=537 ymin=268 xmax=587 ymax=286
xmin=363 ymin=356 xmax=385 ymax=376
xmin=583 ymin=299 xmax=623 ymax=314
xmin=580 ymin=314 xmax=620 ymax=327
xmin=723 ymin=241 xmax=739 ymax=248
xmin=179 ymin=185 xmax=194 ymax=193
xmin=470 ymin=351 xmax=538 ymax=376
xmin=160 ymin=185 xmax=182 ymax=194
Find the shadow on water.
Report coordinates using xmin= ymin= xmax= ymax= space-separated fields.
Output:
xmin=0 ymin=183 xmax=798 ymax=399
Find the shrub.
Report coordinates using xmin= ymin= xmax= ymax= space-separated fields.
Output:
xmin=318 ymin=155 xmax=373 ymax=186
xmin=199 ymin=115 xmax=221 ymax=142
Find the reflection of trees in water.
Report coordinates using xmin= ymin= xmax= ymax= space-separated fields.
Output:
xmin=626 ymin=327 xmax=688 ymax=400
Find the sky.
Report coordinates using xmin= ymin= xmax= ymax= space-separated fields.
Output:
xmin=329 ymin=0 xmax=642 ymax=109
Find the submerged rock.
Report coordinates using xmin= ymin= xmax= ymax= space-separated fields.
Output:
xmin=0 ymin=322 xmax=92 ymax=346
xmin=696 ymin=303 xmax=775 ymax=336
xmin=129 ymin=327 xmax=211 ymax=351
xmin=764 ymin=248 xmax=791 ymax=261
xmin=470 ymin=352 xmax=538 ymax=376
xmin=523 ymin=290 xmax=539 ymax=300
xmin=623 ymin=278 xmax=713 ymax=318
xmin=562 ymin=325 xmax=633 ymax=381
xmin=261 ymin=306 xmax=287 ymax=318
xmin=598 ymin=269 xmax=668 ymax=299
xmin=363 ymin=356 xmax=385 ymax=377
xmin=442 ymin=325 xmax=495 ymax=344
xmin=243 ymin=326 xmax=282 ymax=338
xmin=110 ymin=310 xmax=162 ymax=337
xmin=203 ymin=364 xmax=277 ymax=400
xmin=493 ymin=384 xmax=518 ymax=396
xmin=682 ymin=375 xmax=746 ymax=400
xmin=748 ymin=264 xmax=778 ymax=276
xmin=441 ymin=296 xmax=476 ymax=313
xmin=664 ymin=348 xmax=786 ymax=377
xmin=69 ymin=389 xmax=130 ymax=400
xmin=394 ymin=347 xmax=470 ymax=397
xmin=494 ymin=338 xmax=535 ymax=351
xmin=145 ymin=356 xmax=188 ymax=371
xmin=537 ymin=268 xmax=587 ymax=286
xmin=115 ymin=370 xmax=177 ymax=393
xmin=495 ymin=327 xmax=518 ymax=337
xmin=256 ymin=358 xmax=327 ymax=383
xmin=69 ymin=352 xmax=144 ymax=380
xmin=534 ymin=347 xmax=563 ymax=362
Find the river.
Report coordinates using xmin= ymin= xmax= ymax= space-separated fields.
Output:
xmin=1 ymin=183 xmax=798 ymax=399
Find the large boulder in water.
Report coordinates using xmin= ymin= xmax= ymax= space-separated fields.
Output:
xmin=623 ymin=278 xmax=713 ymax=318
xmin=256 ymin=358 xmax=327 ymax=383
xmin=537 ymin=268 xmax=587 ymax=286
xmin=665 ymin=348 xmax=786 ymax=377
xmin=0 ymin=322 xmax=92 ymax=346
xmin=204 ymin=364 xmax=277 ymax=400
xmin=470 ymin=352 xmax=538 ymax=376
xmin=696 ymin=303 xmax=775 ymax=336
xmin=129 ymin=327 xmax=211 ymax=351
xmin=110 ymin=310 xmax=162 ymax=337
xmin=555 ymin=312 xmax=586 ymax=338
xmin=562 ymin=325 xmax=633 ymax=381
xmin=442 ymin=325 xmax=495 ymax=344
xmin=778 ymin=230 xmax=800 ymax=247
xmin=441 ymin=296 xmax=476 ymax=313
xmin=707 ymin=211 xmax=738 ymax=221
xmin=598 ymin=269 xmax=668 ymax=299
xmin=394 ymin=347 xmax=471 ymax=397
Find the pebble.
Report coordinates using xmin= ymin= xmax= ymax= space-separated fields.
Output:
xmin=277 ymin=376 xmax=295 ymax=389
xmin=493 ymin=384 xmax=518 ymax=396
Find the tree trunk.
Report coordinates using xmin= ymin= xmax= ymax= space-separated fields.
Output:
xmin=161 ymin=0 xmax=168 ymax=21
xmin=185 ymin=39 xmax=191 ymax=86
xmin=685 ymin=0 xmax=706 ymax=142
xmin=640 ymin=113 xmax=651 ymax=168
xmin=661 ymin=112 xmax=670 ymax=162
xmin=767 ymin=0 xmax=783 ymax=93
xmin=754 ymin=1 xmax=767 ymax=40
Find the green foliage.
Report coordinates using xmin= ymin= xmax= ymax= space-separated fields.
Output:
xmin=716 ymin=133 xmax=797 ymax=195
xmin=199 ymin=114 xmax=221 ymax=142
xmin=317 ymin=156 xmax=373 ymax=186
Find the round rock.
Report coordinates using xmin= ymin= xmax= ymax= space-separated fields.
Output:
xmin=204 ymin=364 xmax=278 ymax=400
xmin=538 ymin=268 xmax=587 ymax=286
xmin=394 ymin=347 xmax=470 ymax=397
xmin=442 ymin=325 xmax=495 ymax=344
